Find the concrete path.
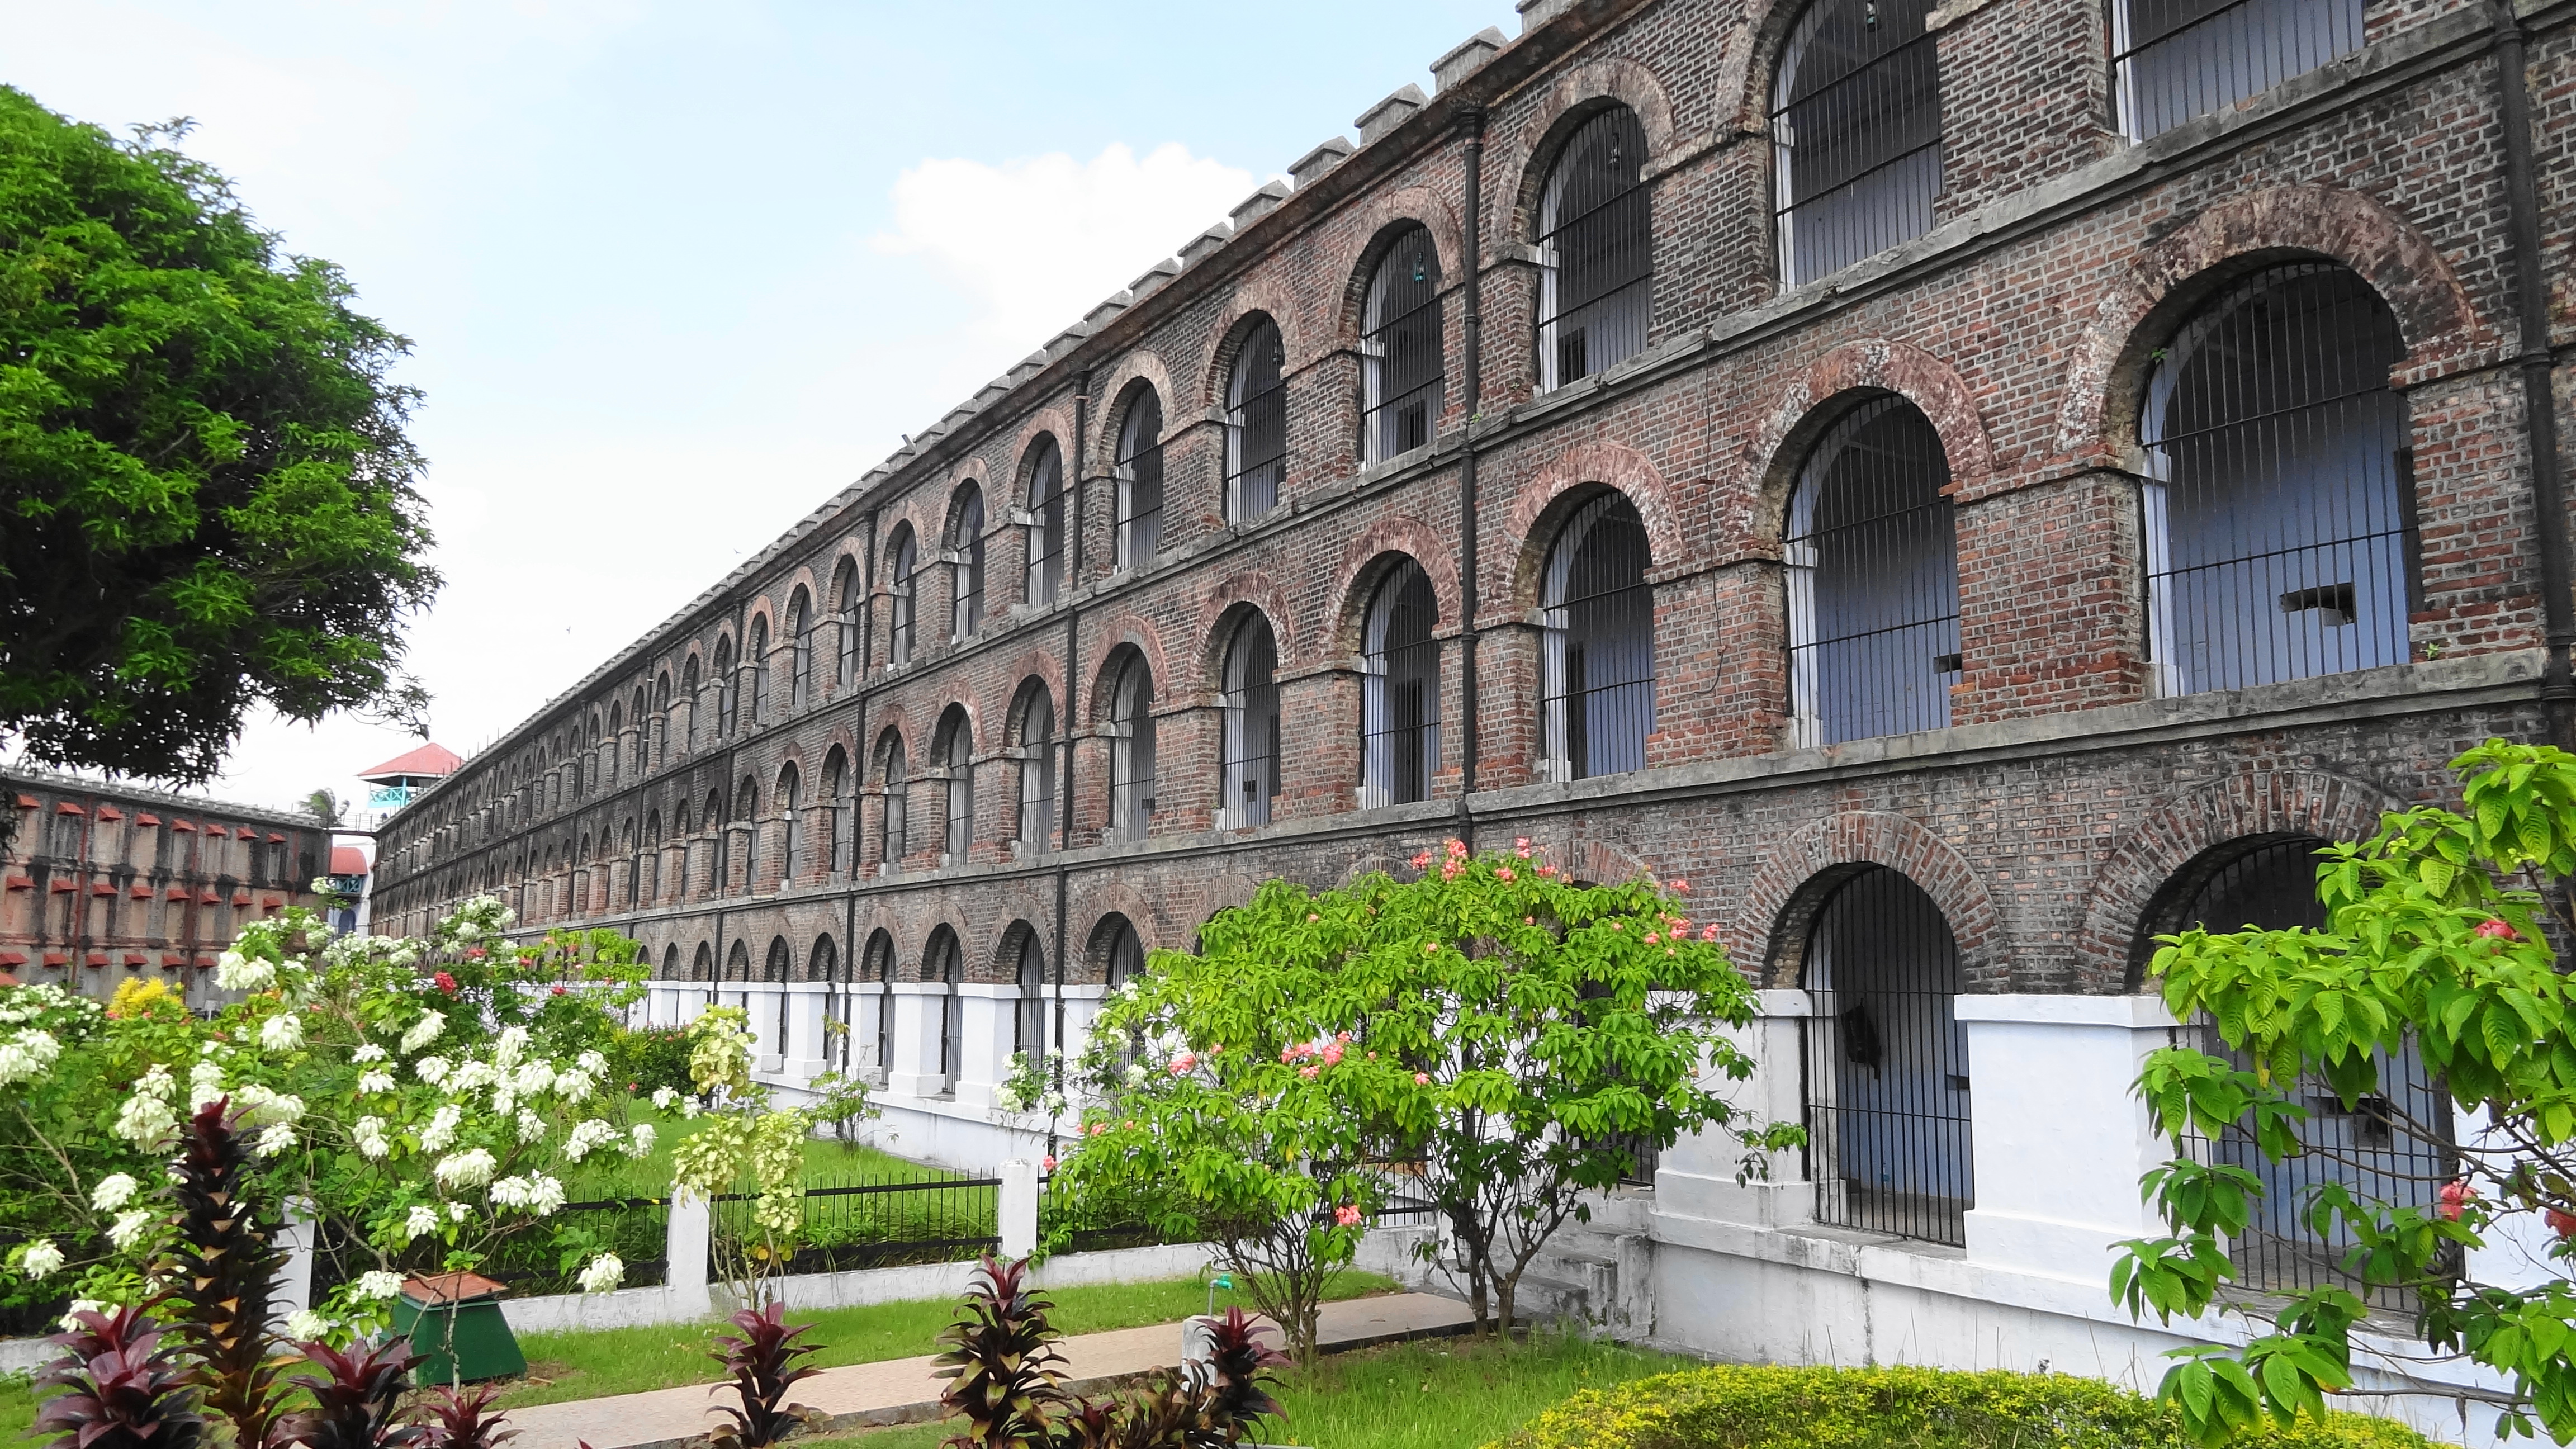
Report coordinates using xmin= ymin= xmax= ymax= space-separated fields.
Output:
xmin=501 ymin=1291 xmax=1478 ymax=1449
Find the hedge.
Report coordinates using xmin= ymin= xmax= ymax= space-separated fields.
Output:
xmin=1493 ymin=1365 xmax=2450 ymax=1449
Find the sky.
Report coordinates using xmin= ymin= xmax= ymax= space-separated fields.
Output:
xmin=6 ymin=0 xmax=1517 ymax=844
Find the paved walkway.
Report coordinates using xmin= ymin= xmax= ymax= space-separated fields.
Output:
xmin=502 ymin=1291 xmax=1477 ymax=1449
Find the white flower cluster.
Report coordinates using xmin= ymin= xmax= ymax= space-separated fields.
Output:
xmin=352 ymin=1043 xmax=389 ymax=1064
xmin=628 ymin=1121 xmax=656 ymax=1158
xmin=353 ymin=1116 xmax=391 ymax=1161
xmin=415 ymin=1055 xmax=452 ymax=1087
xmin=400 ymin=1012 xmax=446 ymax=1055
xmin=562 ymin=1117 xmax=621 ymax=1162
xmin=419 ymin=1103 xmax=464 ymax=1153
xmin=576 ymin=1253 xmax=624 ymax=1294
xmin=515 ymin=1108 xmax=547 ymax=1143
xmin=357 ymin=1069 xmax=397 ymax=1095
xmin=0 ymin=983 xmax=92 ymax=1025
xmin=259 ymin=1014 xmax=304 ymax=1052
xmin=0 ymin=1027 xmax=62 ymax=1087
xmin=651 ymin=1086 xmax=679 ymax=1111
xmin=189 ymin=1058 xmax=227 ymax=1111
xmin=214 ymin=950 xmax=277 ymax=993
xmin=434 ymin=1148 xmax=498 ymax=1190
xmin=107 ymin=1210 xmax=156 ymax=1251
xmin=89 ymin=1173 xmax=139 ymax=1212
xmin=232 ymin=1084 xmax=304 ymax=1127
xmin=284 ymin=1309 xmax=332 ymax=1341
xmin=402 ymin=1205 xmax=443 ymax=1242
xmin=115 ymin=1067 xmax=178 ymax=1149
xmin=17 ymin=1239 xmax=65 ymax=1280
xmin=487 ymin=1174 xmax=565 ymax=1216
xmin=354 ymin=1270 xmax=405 ymax=1302
xmin=254 ymin=1123 xmax=297 ymax=1158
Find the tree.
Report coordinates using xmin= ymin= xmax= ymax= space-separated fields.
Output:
xmin=0 ymin=87 xmax=438 ymax=785
xmin=2110 ymin=740 xmax=2576 ymax=1445
xmin=1057 ymin=839 xmax=1798 ymax=1337
xmin=303 ymin=789 xmax=344 ymax=830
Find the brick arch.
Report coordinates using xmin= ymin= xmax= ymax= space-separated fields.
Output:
xmin=1195 ymin=570 xmax=1298 ymax=680
xmin=943 ymin=473 xmax=993 ymax=547
xmin=1713 ymin=0 xmax=1825 ymax=136
xmin=869 ymin=702 xmax=923 ymax=761
xmin=1205 ymin=281 xmax=1308 ymax=410
xmin=819 ymin=546 xmax=866 ymax=611
xmin=2053 ymin=183 xmax=2486 ymax=461
xmin=928 ymin=693 xmax=984 ymax=754
xmin=1565 ymin=836 xmax=1666 ymax=888
xmin=1746 ymin=339 xmax=1993 ymax=536
xmin=2077 ymin=768 xmax=2408 ymax=985
xmin=775 ymin=565 xmax=823 ymax=622
xmin=1075 ymin=886 xmax=1165 ymax=981
xmin=995 ymin=647 xmax=1067 ymax=730
xmin=1329 ymin=192 xmax=1469 ymax=348
xmin=1325 ymin=515 xmax=1463 ymax=658
xmin=984 ymin=899 xmax=1057 ymax=975
xmin=1090 ymin=350 xmax=1179 ymax=475
xmin=1200 ymin=872 xmax=1261 ymax=922
xmin=1507 ymin=57 xmax=1684 ymax=242
xmin=1502 ymin=439 xmax=1687 ymax=610
xmin=1740 ymin=812 xmax=2004 ymax=988
xmin=1011 ymin=411 xmax=1076 ymax=502
xmin=1080 ymin=612 xmax=1172 ymax=721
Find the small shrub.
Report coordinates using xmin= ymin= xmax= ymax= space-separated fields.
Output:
xmin=1492 ymin=1365 xmax=2443 ymax=1449
xmin=603 ymin=1026 xmax=694 ymax=1098
xmin=30 ymin=1306 xmax=203 ymax=1449
xmin=705 ymin=1301 xmax=825 ymax=1449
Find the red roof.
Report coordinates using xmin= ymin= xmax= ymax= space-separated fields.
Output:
xmin=357 ymin=742 xmax=462 ymax=782
xmin=330 ymin=846 xmax=371 ymax=876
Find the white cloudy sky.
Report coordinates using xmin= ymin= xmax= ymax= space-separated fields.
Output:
xmin=5 ymin=0 xmax=1515 ymax=841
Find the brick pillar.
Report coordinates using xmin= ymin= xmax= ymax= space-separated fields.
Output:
xmin=1157 ymin=698 xmax=1221 ymax=835
xmin=1477 ymin=619 xmax=1545 ymax=789
xmin=1277 ymin=664 xmax=1361 ymax=820
xmin=1952 ymin=469 xmax=2148 ymax=725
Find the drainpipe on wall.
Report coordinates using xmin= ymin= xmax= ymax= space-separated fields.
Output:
xmin=842 ymin=506 xmax=879 ymax=1074
xmin=2493 ymin=0 xmax=2576 ymax=752
xmin=1455 ymin=107 xmax=1490 ymax=850
xmin=1053 ymin=370 xmax=1091 ymax=1153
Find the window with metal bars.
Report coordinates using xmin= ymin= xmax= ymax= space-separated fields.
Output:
xmin=645 ymin=811 xmax=662 ymax=903
xmin=1015 ymin=930 xmax=1048 ymax=1059
xmin=765 ymin=936 xmax=791 ymax=1055
xmin=878 ymin=733 xmax=908 ymax=874
xmin=864 ymin=929 xmax=895 ymax=1075
xmin=939 ymin=705 xmax=974 ymax=865
xmin=1106 ymin=654 xmax=1156 ymax=844
xmin=749 ymin=618 xmax=770 ymax=726
xmin=2144 ymin=837 xmax=2450 ymax=1309
xmin=822 ymin=747 xmax=848 ymax=879
xmin=1361 ymin=558 xmax=1441 ymax=807
xmin=833 ymin=561 xmax=860 ymax=684
xmin=1220 ymin=615 xmax=1282 ymax=828
xmin=951 ymin=487 xmax=986 ymax=640
xmin=735 ymin=776 xmax=759 ymax=896
xmin=1227 ymin=318 xmax=1287 ymax=522
xmin=715 ymin=637 xmax=738 ymax=738
xmin=1116 ymin=389 xmax=1164 ymax=569
xmin=2115 ymin=0 xmax=2365 ymax=140
xmin=1025 ymin=439 xmax=1066 ymax=605
xmin=787 ymin=591 xmax=810 ymax=709
xmin=813 ymin=933 xmax=842 ymax=1069
xmin=778 ymin=763 xmax=801 ymax=884
xmin=888 ymin=528 xmax=917 ymax=667
xmin=1800 ymin=865 xmax=1974 ymax=1245
xmin=1095 ymin=914 xmax=1149 ymax=1066
xmin=1017 ymin=685 xmax=1057 ymax=851
xmin=929 ymin=926 xmax=963 ymax=1093
xmin=1361 ymin=226 xmax=1444 ymax=464
xmin=2141 ymin=263 xmax=2413 ymax=697
xmin=1785 ymin=395 xmax=1961 ymax=747
xmin=1541 ymin=493 xmax=1655 ymax=781
xmin=1770 ymin=0 xmax=1943 ymax=287
xmin=1537 ymin=106 xmax=1652 ymax=390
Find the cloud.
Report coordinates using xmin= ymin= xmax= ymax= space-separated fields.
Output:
xmin=873 ymin=143 xmax=1258 ymax=363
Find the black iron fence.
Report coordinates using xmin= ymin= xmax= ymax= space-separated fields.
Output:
xmin=308 ymin=1196 xmax=672 ymax=1304
xmin=721 ymin=1169 xmax=999 ymax=1276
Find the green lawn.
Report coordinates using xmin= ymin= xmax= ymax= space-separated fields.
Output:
xmin=564 ymin=1110 xmax=953 ymax=1201
xmin=794 ymin=1331 xmax=1694 ymax=1449
xmin=496 ymin=1271 xmax=1399 ymax=1411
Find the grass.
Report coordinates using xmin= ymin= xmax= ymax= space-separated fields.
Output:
xmin=564 ymin=1110 xmax=951 ymax=1201
xmin=494 ymin=1271 xmax=1400 ymax=1411
xmin=793 ymin=1330 xmax=1694 ymax=1449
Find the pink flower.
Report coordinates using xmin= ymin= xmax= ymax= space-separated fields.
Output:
xmin=1322 ymin=1043 xmax=1344 ymax=1066
xmin=1608 ymin=921 xmax=1623 ymax=932
xmin=1423 ymin=941 xmax=1439 ymax=954
xmin=1210 ymin=1044 xmax=1223 ymax=1054
xmin=433 ymin=971 xmax=460 ymax=995
xmin=464 ymin=947 xmax=487 ymax=960
xmin=1537 ymin=864 xmax=1556 ymax=877
xmin=2477 ymin=918 xmax=2519 ymax=941
xmin=1700 ymin=924 xmax=1720 ymax=941
xmin=1446 ymin=839 xmax=1467 ymax=858
xmin=1336 ymin=1031 xmax=1352 ymax=1043
xmin=1123 ymin=1119 xmax=1135 ymax=1129
xmin=1524 ymin=916 xmax=1535 ymax=926
xmin=1171 ymin=1053 xmax=1196 ymax=1075
xmin=1645 ymin=933 xmax=1660 ymax=945
xmin=1334 ymin=1204 xmax=1363 ymax=1227
xmin=1413 ymin=1072 xmax=1431 ymax=1086
xmin=550 ymin=984 xmax=568 ymax=996
xmin=1514 ymin=837 xmax=1531 ymax=850
xmin=1300 ymin=1065 xmax=1320 ymax=1080
xmin=1090 ymin=1123 xmax=1109 ymax=1137
xmin=1307 ymin=913 xmax=1320 ymax=923
xmin=1497 ymin=868 xmax=1516 ymax=882
xmin=1670 ymin=879 xmax=1690 ymax=893
xmin=1411 ymin=852 xmax=1432 ymax=869
xmin=2438 ymin=1179 xmax=2477 ymax=1221
xmin=1041 ymin=1155 xmax=1057 ymax=1172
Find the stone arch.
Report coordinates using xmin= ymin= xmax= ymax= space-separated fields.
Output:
xmin=1504 ymin=439 xmax=1687 ymax=610
xmin=1747 ymin=339 xmax=1993 ymax=533
xmin=2053 ymin=183 xmax=2485 ymax=462
xmin=1327 ymin=516 xmax=1463 ymax=657
xmin=1565 ymin=836 xmax=1668 ymax=889
xmin=1012 ymin=413 xmax=1076 ymax=495
xmin=1194 ymin=571 xmax=1298 ymax=680
xmin=1715 ymin=0 xmax=1824 ymax=135
xmin=1330 ymin=195 xmax=1469 ymax=348
xmin=1742 ymin=812 xmax=2005 ymax=988
xmin=1079 ymin=612 xmax=1172 ymax=721
xmin=943 ymin=473 xmax=992 ymax=548
xmin=1091 ymin=350 xmax=1179 ymax=476
xmin=2077 ymin=768 xmax=2407 ymax=987
xmin=1206 ymin=277 xmax=1310 ymax=408
xmin=993 ymin=647 xmax=1067 ymax=723
xmin=1507 ymin=58 xmax=1684 ymax=242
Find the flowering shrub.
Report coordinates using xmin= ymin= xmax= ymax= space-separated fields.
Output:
xmin=0 ymin=896 xmax=647 ymax=1336
xmin=669 ymin=1008 xmax=822 ymax=1307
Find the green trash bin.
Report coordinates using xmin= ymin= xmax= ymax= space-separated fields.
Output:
xmin=392 ymin=1272 xmax=526 ymax=1388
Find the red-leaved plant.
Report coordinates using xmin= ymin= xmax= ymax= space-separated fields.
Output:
xmin=273 ymin=1338 xmax=426 ymax=1449
xmin=30 ymin=1306 xmax=206 ymax=1449
xmin=414 ymin=1385 xmax=520 ymax=1449
xmin=704 ymin=1300 xmax=827 ymax=1449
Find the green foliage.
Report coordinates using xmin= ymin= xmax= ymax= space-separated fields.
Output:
xmin=1053 ymin=838 xmax=1794 ymax=1338
xmin=935 ymin=1256 xmax=1067 ymax=1449
xmin=705 ymin=1300 xmax=826 ymax=1449
xmin=2111 ymin=739 xmax=2576 ymax=1443
xmin=1494 ymin=1364 xmax=2438 ymax=1449
xmin=805 ymin=1070 xmax=879 ymax=1145
xmin=671 ymin=1008 xmax=819 ymax=1306
xmin=0 ymin=87 xmax=438 ymax=784
xmin=603 ymin=1026 xmax=696 ymax=1100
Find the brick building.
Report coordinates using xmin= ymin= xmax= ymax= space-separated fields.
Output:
xmin=368 ymin=0 xmax=2574 ymax=1431
xmin=1 ymin=770 xmax=331 ymax=1007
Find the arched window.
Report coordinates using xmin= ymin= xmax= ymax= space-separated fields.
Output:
xmin=765 ymin=935 xmax=791 ymax=1054
xmin=778 ymin=763 xmax=802 ymax=884
xmin=749 ymin=617 xmax=770 ymax=727
xmin=1800 ymin=865 xmax=1972 ymax=1246
xmin=832 ymin=560 xmax=860 ymax=685
xmin=787 ymin=588 xmax=811 ymax=710
xmin=645 ymin=810 xmax=663 ymax=903
xmin=2137 ymin=837 xmax=2446 ymax=1306
xmin=661 ymin=942 xmax=679 ymax=981
xmin=951 ymin=487 xmax=986 ymax=640
xmin=1115 ymin=389 xmax=1164 ymax=570
xmin=693 ymin=941 xmax=714 ymax=983
xmin=1106 ymin=654 xmax=1156 ymax=844
xmin=1025 ymin=439 xmax=1067 ymax=606
xmin=1770 ymin=0 xmax=1942 ymax=287
xmin=2142 ymin=263 xmax=2411 ymax=697
xmin=1536 ymin=106 xmax=1651 ymax=390
xmin=1219 ymin=615 xmax=1281 ymax=829
xmin=676 ymin=660 xmax=696 ymax=756
xmin=937 ymin=705 xmax=974 ymax=865
xmin=864 ymin=929 xmax=896 ymax=1073
xmin=703 ymin=790 xmax=724 ymax=898
xmin=1360 ymin=226 xmax=1443 ymax=463
xmin=889 ymin=527 xmax=918 ymax=667
xmin=1541 ymin=493 xmax=1655 ymax=781
xmin=822 ymin=746 xmax=849 ymax=879
xmin=1016 ymin=683 xmax=1057 ymax=851
xmin=2115 ymin=0 xmax=2365 ymax=139
xmin=735 ymin=776 xmax=759 ymax=894
xmin=1100 ymin=914 xmax=1147 ymax=993
xmin=622 ymin=820 xmax=637 ymax=907
xmin=1013 ymin=927 xmax=1048 ymax=1060
xmin=1361 ymin=558 xmax=1441 ymax=808
xmin=1784 ymin=396 xmax=1960 ymax=747
xmin=727 ymin=939 xmax=753 ymax=1011
xmin=715 ymin=636 xmax=738 ymax=739
xmin=878 ymin=732 xmax=909 ymax=873
xmin=927 ymin=926 xmax=963 ymax=1095
xmin=607 ymin=703 xmax=624 ymax=786
xmin=1225 ymin=318 xmax=1287 ymax=522
xmin=812 ymin=932 xmax=842 ymax=1068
